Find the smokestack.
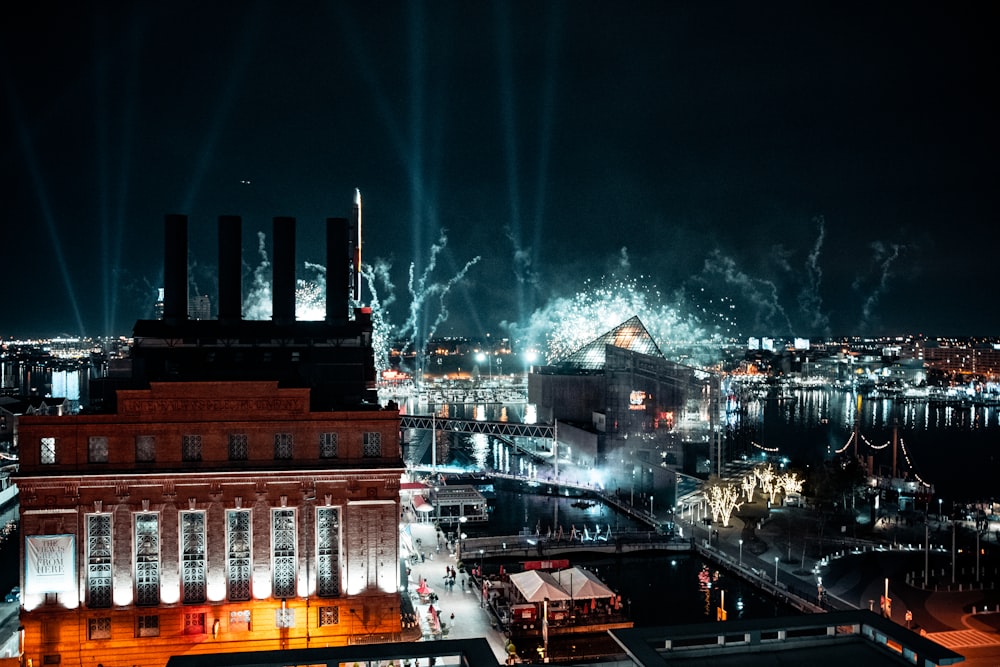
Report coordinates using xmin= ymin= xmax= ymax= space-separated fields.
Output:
xmin=272 ymin=216 xmax=296 ymax=325
xmin=326 ymin=217 xmax=350 ymax=324
xmin=352 ymin=188 xmax=362 ymax=303
xmin=218 ymin=215 xmax=242 ymax=323
xmin=163 ymin=214 xmax=188 ymax=324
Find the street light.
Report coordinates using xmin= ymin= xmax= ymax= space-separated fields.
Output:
xmin=458 ymin=514 xmax=468 ymax=562
xmin=434 ymin=486 xmax=440 ymax=525
xmin=479 ymin=549 xmax=485 ymax=607
xmin=475 ymin=352 xmax=493 ymax=382
xmin=774 ymin=556 xmax=779 ymax=584
xmin=739 ymin=539 xmax=744 ymax=567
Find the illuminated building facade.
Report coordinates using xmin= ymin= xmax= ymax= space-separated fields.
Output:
xmin=15 ymin=211 xmax=404 ymax=666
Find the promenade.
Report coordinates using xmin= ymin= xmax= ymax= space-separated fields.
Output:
xmin=411 ymin=463 xmax=1000 ymax=665
xmin=674 ymin=499 xmax=1000 ymax=667
xmin=403 ymin=519 xmax=514 ymax=664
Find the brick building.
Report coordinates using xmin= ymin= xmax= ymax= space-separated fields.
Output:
xmin=15 ymin=210 xmax=404 ymax=666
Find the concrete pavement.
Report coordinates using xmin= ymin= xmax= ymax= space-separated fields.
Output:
xmin=403 ymin=519 xmax=513 ymax=664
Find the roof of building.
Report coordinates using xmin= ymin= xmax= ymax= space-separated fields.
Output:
xmin=509 ymin=569 xmax=573 ymax=602
xmin=164 ymin=638 xmax=501 ymax=667
xmin=553 ymin=315 xmax=664 ymax=371
xmin=552 ymin=566 xmax=616 ymax=600
xmin=609 ymin=610 xmax=965 ymax=667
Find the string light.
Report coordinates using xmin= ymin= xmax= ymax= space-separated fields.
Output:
xmin=898 ymin=438 xmax=932 ymax=488
xmin=860 ymin=434 xmax=890 ymax=450
xmin=834 ymin=432 xmax=854 ymax=454
xmin=751 ymin=440 xmax=779 ymax=453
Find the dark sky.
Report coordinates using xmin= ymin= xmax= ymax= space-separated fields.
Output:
xmin=1 ymin=1 xmax=997 ymax=342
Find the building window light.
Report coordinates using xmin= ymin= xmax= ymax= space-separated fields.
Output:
xmin=40 ymin=437 xmax=56 ymax=464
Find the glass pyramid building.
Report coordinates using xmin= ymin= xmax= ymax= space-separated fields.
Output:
xmin=553 ymin=315 xmax=664 ymax=371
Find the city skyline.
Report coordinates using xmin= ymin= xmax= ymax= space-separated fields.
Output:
xmin=2 ymin=2 xmax=996 ymax=341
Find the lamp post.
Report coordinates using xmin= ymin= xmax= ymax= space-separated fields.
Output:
xmin=458 ymin=514 xmax=468 ymax=563
xmin=774 ymin=556 xmax=779 ymax=585
xmin=434 ymin=486 xmax=440 ymax=526
xmin=739 ymin=539 xmax=744 ymax=568
xmin=475 ymin=352 xmax=493 ymax=382
xmin=952 ymin=519 xmax=956 ymax=584
xmin=938 ymin=498 xmax=943 ymax=522
xmin=479 ymin=549 xmax=485 ymax=607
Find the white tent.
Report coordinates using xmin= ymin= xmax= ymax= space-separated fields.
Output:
xmin=509 ymin=570 xmax=572 ymax=602
xmin=553 ymin=567 xmax=615 ymax=600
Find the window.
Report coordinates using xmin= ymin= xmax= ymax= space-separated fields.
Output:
xmin=228 ymin=433 xmax=248 ymax=461
xmin=227 ymin=510 xmax=252 ymax=601
xmin=317 ymin=507 xmax=341 ymax=597
xmin=183 ymin=612 xmax=205 ymax=635
xmin=136 ymin=614 xmax=160 ymax=637
xmin=275 ymin=607 xmax=295 ymax=628
xmin=88 ymin=617 xmax=111 ymax=640
xmin=135 ymin=435 xmax=156 ymax=462
xmin=86 ymin=514 xmax=112 ymax=608
xmin=319 ymin=432 xmax=338 ymax=459
xmin=319 ymin=606 xmax=340 ymax=627
xmin=135 ymin=513 xmax=160 ymax=606
xmin=180 ymin=511 xmax=206 ymax=604
xmin=362 ymin=431 xmax=382 ymax=457
xmin=229 ymin=609 xmax=251 ymax=631
xmin=40 ymin=437 xmax=56 ymax=464
xmin=271 ymin=508 xmax=296 ymax=598
xmin=88 ymin=436 xmax=109 ymax=463
xmin=182 ymin=434 xmax=202 ymax=462
xmin=274 ymin=433 xmax=293 ymax=460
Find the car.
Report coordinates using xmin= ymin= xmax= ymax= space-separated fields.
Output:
xmin=5 ymin=586 xmax=19 ymax=603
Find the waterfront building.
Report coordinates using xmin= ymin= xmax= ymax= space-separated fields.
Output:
xmin=528 ymin=316 xmax=720 ymax=504
xmin=14 ymin=212 xmax=404 ymax=666
xmin=428 ymin=484 xmax=489 ymax=525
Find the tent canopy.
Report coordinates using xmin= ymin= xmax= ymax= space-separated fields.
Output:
xmin=509 ymin=570 xmax=572 ymax=602
xmin=553 ymin=566 xmax=616 ymax=600
xmin=411 ymin=495 xmax=434 ymax=512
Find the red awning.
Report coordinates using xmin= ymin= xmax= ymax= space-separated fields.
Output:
xmin=523 ymin=559 xmax=570 ymax=571
xmin=401 ymin=482 xmax=427 ymax=491
xmin=412 ymin=495 xmax=434 ymax=512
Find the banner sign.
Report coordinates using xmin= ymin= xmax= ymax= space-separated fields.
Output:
xmin=25 ymin=534 xmax=76 ymax=595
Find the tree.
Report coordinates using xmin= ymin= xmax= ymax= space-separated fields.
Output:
xmin=778 ymin=471 xmax=803 ymax=497
xmin=706 ymin=480 xmax=744 ymax=527
xmin=755 ymin=464 xmax=779 ymax=504
xmin=741 ymin=474 xmax=756 ymax=503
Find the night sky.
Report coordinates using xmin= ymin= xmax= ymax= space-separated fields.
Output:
xmin=2 ymin=1 xmax=996 ymax=343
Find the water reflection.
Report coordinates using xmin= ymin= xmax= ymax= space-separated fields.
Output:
xmin=404 ymin=385 xmax=1000 ymax=501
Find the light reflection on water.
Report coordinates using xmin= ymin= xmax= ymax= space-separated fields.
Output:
xmin=402 ymin=386 xmax=1000 ymax=502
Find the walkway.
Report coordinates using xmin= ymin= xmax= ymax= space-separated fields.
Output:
xmin=403 ymin=520 xmax=513 ymax=664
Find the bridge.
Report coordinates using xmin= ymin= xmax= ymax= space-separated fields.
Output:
xmin=399 ymin=415 xmax=554 ymax=439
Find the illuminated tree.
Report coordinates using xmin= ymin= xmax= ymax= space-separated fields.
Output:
xmin=754 ymin=464 xmax=777 ymax=503
xmin=778 ymin=472 xmax=803 ymax=497
xmin=706 ymin=481 xmax=744 ymax=527
xmin=741 ymin=474 xmax=757 ymax=503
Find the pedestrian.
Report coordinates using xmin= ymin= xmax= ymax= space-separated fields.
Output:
xmin=450 ymin=612 xmax=455 ymax=623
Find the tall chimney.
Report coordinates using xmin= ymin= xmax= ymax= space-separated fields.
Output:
xmin=326 ymin=217 xmax=350 ymax=324
xmin=352 ymin=188 xmax=362 ymax=303
xmin=163 ymin=214 xmax=188 ymax=324
xmin=218 ymin=215 xmax=242 ymax=323
xmin=272 ymin=216 xmax=296 ymax=325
